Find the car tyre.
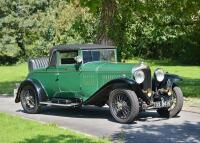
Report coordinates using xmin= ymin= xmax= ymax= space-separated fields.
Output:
xmin=20 ymin=84 xmax=41 ymax=114
xmin=109 ymin=89 xmax=139 ymax=123
xmin=157 ymin=86 xmax=183 ymax=118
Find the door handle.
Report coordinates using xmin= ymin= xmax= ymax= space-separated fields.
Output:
xmin=56 ymin=73 xmax=59 ymax=81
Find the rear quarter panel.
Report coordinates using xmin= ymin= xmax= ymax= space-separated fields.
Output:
xmin=27 ymin=68 xmax=58 ymax=98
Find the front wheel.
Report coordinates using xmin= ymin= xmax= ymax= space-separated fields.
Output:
xmin=20 ymin=85 xmax=41 ymax=114
xmin=157 ymin=86 xmax=183 ymax=118
xmin=109 ymin=89 xmax=139 ymax=124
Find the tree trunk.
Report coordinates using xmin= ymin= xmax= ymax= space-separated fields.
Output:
xmin=96 ymin=0 xmax=116 ymax=46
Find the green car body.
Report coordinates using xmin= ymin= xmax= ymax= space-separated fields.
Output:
xmin=28 ymin=62 xmax=133 ymax=101
xmin=15 ymin=44 xmax=184 ymax=123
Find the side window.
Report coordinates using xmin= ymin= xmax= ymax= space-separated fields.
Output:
xmin=82 ymin=51 xmax=100 ymax=63
xmin=92 ymin=51 xmax=100 ymax=61
xmin=59 ymin=51 xmax=78 ymax=65
xmin=83 ymin=51 xmax=92 ymax=63
xmin=100 ymin=50 xmax=115 ymax=62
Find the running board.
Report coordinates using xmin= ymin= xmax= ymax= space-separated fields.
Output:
xmin=40 ymin=102 xmax=80 ymax=107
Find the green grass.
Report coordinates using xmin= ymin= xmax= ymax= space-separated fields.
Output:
xmin=0 ymin=60 xmax=200 ymax=97
xmin=0 ymin=112 xmax=109 ymax=143
xmin=0 ymin=63 xmax=27 ymax=95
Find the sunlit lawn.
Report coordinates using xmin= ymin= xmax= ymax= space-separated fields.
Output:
xmin=0 ymin=60 xmax=200 ymax=97
xmin=0 ymin=113 xmax=109 ymax=143
xmin=0 ymin=63 xmax=28 ymax=95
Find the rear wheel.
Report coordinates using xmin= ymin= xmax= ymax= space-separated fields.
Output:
xmin=20 ymin=85 xmax=41 ymax=114
xmin=109 ymin=89 xmax=139 ymax=123
xmin=157 ymin=86 xmax=183 ymax=118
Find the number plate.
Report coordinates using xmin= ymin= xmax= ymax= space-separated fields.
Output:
xmin=153 ymin=100 xmax=171 ymax=108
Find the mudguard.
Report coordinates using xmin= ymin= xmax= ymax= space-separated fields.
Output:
xmin=165 ymin=73 xmax=183 ymax=83
xmin=153 ymin=73 xmax=182 ymax=90
xmin=83 ymin=77 xmax=150 ymax=105
xmin=15 ymin=79 xmax=48 ymax=103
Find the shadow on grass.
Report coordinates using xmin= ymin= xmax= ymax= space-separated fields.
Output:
xmin=112 ymin=121 xmax=200 ymax=143
xmin=0 ymin=81 xmax=20 ymax=95
xmin=180 ymin=78 xmax=200 ymax=97
xmin=18 ymin=134 xmax=103 ymax=143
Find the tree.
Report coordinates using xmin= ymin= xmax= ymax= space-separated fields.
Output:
xmin=79 ymin=0 xmax=200 ymax=63
xmin=0 ymin=0 xmax=96 ymax=64
xmin=0 ymin=0 xmax=200 ymax=64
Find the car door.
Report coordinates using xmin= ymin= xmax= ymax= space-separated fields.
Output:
xmin=43 ymin=66 xmax=59 ymax=97
xmin=55 ymin=50 xmax=81 ymax=99
xmin=36 ymin=51 xmax=59 ymax=98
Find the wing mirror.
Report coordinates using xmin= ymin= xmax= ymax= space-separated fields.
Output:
xmin=74 ymin=56 xmax=83 ymax=70
xmin=74 ymin=56 xmax=83 ymax=64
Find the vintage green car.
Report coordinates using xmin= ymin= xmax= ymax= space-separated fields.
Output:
xmin=15 ymin=44 xmax=183 ymax=123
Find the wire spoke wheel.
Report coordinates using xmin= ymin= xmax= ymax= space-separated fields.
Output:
xmin=21 ymin=89 xmax=36 ymax=110
xmin=157 ymin=86 xmax=183 ymax=118
xmin=168 ymin=91 xmax=177 ymax=111
xmin=109 ymin=89 xmax=139 ymax=123
xmin=112 ymin=94 xmax=131 ymax=119
xmin=20 ymin=85 xmax=40 ymax=114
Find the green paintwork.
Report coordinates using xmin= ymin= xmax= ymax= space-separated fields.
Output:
xmin=26 ymin=49 xmax=135 ymax=101
xmin=80 ymin=62 xmax=133 ymax=100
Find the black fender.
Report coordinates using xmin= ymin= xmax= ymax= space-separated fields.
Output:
xmin=153 ymin=73 xmax=182 ymax=90
xmin=15 ymin=79 xmax=48 ymax=103
xmin=83 ymin=77 xmax=150 ymax=105
xmin=165 ymin=73 xmax=183 ymax=83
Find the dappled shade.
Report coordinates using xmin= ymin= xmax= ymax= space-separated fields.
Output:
xmin=112 ymin=120 xmax=200 ymax=143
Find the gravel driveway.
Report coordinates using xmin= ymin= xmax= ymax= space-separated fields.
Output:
xmin=0 ymin=96 xmax=200 ymax=143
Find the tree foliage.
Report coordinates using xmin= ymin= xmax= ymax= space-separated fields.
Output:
xmin=0 ymin=0 xmax=200 ymax=64
xmin=79 ymin=0 xmax=200 ymax=64
xmin=0 ymin=0 xmax=96 ymax=64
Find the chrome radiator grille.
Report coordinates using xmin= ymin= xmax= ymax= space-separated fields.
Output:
xmin=141 ymin=67 xmax=152 ymax=90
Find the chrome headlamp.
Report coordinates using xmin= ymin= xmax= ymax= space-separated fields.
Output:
xmin=154 ymin=68 xmax=165 ymax=82
xmin=133 ymin=70 xmax=145 ymax=84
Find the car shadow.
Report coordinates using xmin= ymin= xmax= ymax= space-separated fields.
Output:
xmin=41 ymin=105 xmax=112 ymax=119
xmin=18 ymin=105 xmax=168 ymax=123
xmin=112 ymin=121 xmax=200 ymax=143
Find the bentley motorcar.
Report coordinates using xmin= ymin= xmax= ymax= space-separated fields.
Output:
xmin=15 ymin=44 xmax=183 ymax=123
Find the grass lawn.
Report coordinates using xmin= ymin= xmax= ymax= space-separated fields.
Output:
xmin=0 ymin=63 xmax=27 ymax=95
xmin=0 ymin=112 xmax=109 ymax=143
xmin=0 ymin=60 xmax=200 ymax=97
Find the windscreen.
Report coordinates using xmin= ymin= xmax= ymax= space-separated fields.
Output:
xmin=59 ymin=51 xmax=78 ymax=65
xmin=82 ymin=49 xmax=116 ymax=63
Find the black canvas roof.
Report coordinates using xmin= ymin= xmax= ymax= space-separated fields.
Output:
xmin=49 ymin=44 xmax=116 ymax=66
xmin=51 ymin=44 xmax=116 ymax=52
